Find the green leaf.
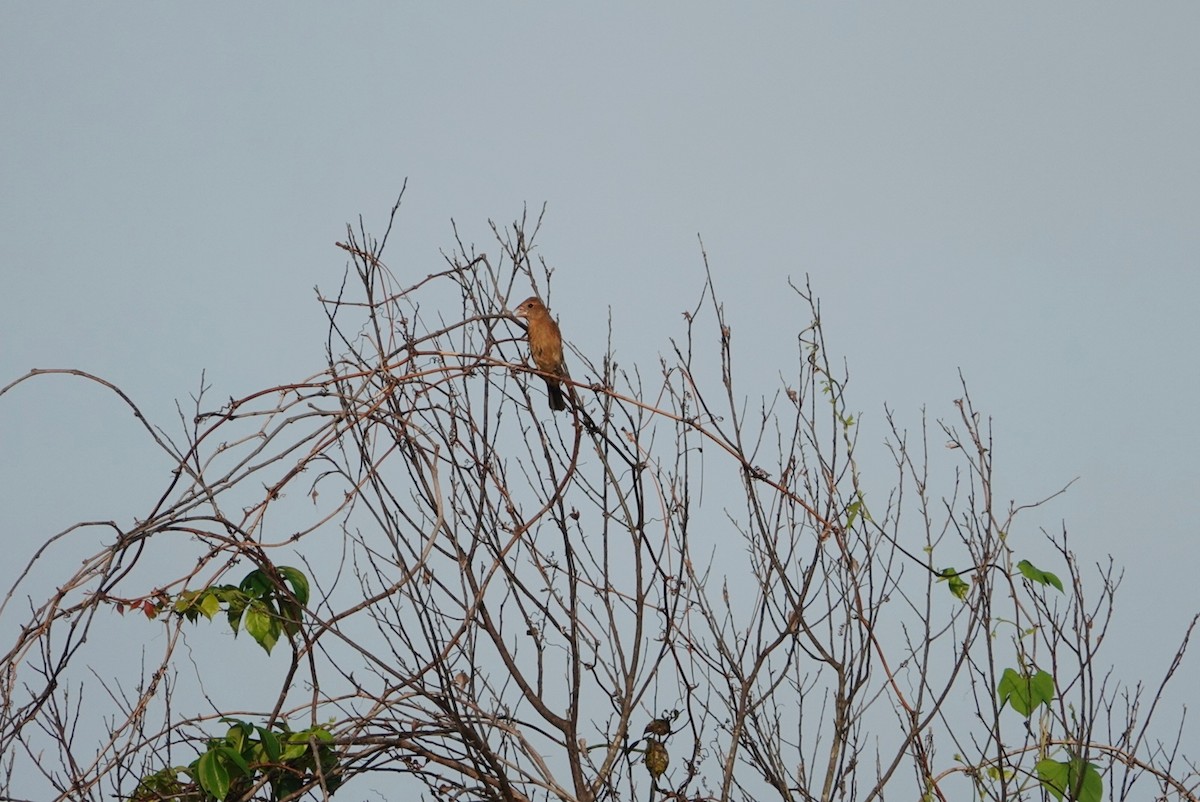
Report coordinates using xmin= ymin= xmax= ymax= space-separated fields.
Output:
xmin=281 ymin=732 xmax=311 ymax=761
xmin=244 ymin=601 xmax=280 ymax=654
xmin=1037 ymin=759 xmax=1067 ymax=802
xmin=278 ymin=597 xmax=303 ymax=638
xmin=845 ymin=501 xmax=860 ymax=530
xmin=225 ymin=591 xmax=248 ymax=636
xmin=1030 ymin=669 xmax=1055 ymax=707
xmin=984 ymin=765 xmax=1013 ymax=781
xmin=131 ymin=766 xmax=189 ymax=802
xmin=1037 ymin=757 xmax=1103 ymax=802
xmin=239 ymin=569 xmax=273 ymax=599
xmin=1017 ymin=559 xmax=1064 ymax=592
xmin=278 ymin=565 xmax=310 ymax=606
xmin=196 ymin=749 xmax=230 ymax=800
xmin=938 ymin=567 xmax=970 ymax=600
xmin=216 ymin=745 xmax=253 ymax=778
xmin=174 ymin=590 xmax=199 ymax=614
xmin=998 ymin=667 xmax=1055 ymax=716
xmin=305 ymin=726 xmax=334 ymax=743
xmin=257 ymin=726 xmax=282 ymax=763
xmin=197 ymin=591 xmax=222 ymax=620
xmin=224 ymin=721 xmax=249 ymax=753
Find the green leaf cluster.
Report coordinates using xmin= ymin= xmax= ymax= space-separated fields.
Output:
xmin=992 ymin=599 xmax=1102 ymax=800
xmin=1017 ymin=559 xmax=1065 ymax=592
xmin=1036 ymin=757 xmax=1102 ymax=802
xmin=133 ymin=719 xmax=341 ymax=801
xmin=997 ymin=667 xmax=1054 ymax=717
xmin=173 ymin=566 xmax=309 ymax=654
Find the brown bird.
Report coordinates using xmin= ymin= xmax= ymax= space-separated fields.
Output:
xmin=514 ymin=296 xmax=568 ymax=412
xmin=643 ymin=717 xmax=672 ymax=738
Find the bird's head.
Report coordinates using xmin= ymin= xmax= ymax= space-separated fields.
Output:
xmin=514 ymin=296 xmax=547 ymax=319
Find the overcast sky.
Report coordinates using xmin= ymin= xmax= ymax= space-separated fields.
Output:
xmin=2 ymin=3 xmax=1198 ymax=792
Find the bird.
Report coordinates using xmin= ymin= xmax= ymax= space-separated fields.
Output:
xmin=514 ymin=296 xmax=568 ymax=412
xmin=643 ymin=717 xmax=672 ymax=738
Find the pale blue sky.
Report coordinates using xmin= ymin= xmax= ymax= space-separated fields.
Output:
xmin=2 ymin=2 xmax=1198 ymax=792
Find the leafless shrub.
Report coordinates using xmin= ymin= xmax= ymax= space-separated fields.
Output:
xmin=1 ymin=196 xmax=1194 ymax=802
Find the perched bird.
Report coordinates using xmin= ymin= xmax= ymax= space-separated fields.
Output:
xmin=514 ymin=296 xmax=568 ymax=412
xmin=643 ymin=717 xmax=672 ymax=738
